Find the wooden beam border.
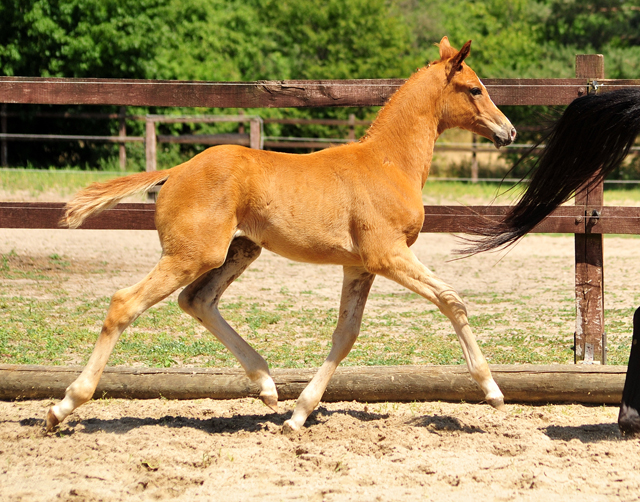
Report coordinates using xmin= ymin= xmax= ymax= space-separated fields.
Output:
xmin=3 ymin=77 xmax=630 ymax=107
xmin=4 ymin=202 xmax=640 ymax=235
xmin=0 ymin=364 xmax=626 ymax=404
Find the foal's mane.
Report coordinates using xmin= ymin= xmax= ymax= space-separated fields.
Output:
xmin=361 ymin=40 xmax=464 ymax=143
xmin=361 ymin=62 xmax=441 ymax=143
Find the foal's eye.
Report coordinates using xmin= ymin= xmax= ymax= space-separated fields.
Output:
xmin=470 ymin=87 xmax=482 ymax=96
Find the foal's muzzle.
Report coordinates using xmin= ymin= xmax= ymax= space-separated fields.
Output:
xmin=493 ymin=126 xmax=517 ymax=149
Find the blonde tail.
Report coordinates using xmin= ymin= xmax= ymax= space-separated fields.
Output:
xmin=62 ymin=170 xmax=171 ymax=229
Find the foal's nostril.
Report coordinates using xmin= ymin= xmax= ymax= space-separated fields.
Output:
xmin=510 ymin=127 xmax=517 ymax=140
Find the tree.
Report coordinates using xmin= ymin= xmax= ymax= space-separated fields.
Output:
xmin=542 ymin=0 xmax=640 ymax=51
xmin=0 ymin=0 xmax=421 ymax=167
xmin=3 ymin=0 xmax=639 ymax=171
xmin=0 ymin=0 xmax=167 ymax=78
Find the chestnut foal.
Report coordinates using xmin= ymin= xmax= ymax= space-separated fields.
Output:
xmin=46 ymin=37 xmax=515 ymax=432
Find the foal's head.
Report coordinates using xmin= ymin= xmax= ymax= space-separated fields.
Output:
xmin=434 ymin=37 xmax=516 ymax=148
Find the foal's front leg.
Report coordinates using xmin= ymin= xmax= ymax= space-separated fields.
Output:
xmin=177 ymin=237 xmax=279 ymax=410
xmin=283 ymin=266 xmax=375 ymax=432
xmin=367 ymin=244 xmax=504 ymax=410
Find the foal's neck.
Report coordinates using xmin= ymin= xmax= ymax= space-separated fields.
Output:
xmin=363 ymin=66 xmax=443 ymax=187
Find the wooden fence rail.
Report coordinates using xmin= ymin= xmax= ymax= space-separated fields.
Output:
xmin=4 ymin=202 xmax=640 ymax=235
xmin=1 ymin=76 xmax=638 ymax=107
xmin=2 ymin=55 xmax=640 ymax=368
xmin=0 ymin=107 xmax=551 ymax=172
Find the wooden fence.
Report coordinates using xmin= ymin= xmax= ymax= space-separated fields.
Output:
xmin=0 ymin=108 xmax=368 ymax=167
xmin=2 ymin=54 xmax=640 ymax=367
xmin=0 ymin=106 xmax=533 ymax=176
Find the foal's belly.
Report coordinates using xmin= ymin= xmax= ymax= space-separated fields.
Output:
xmin=235 ymin=226 xmax=362 ymax=267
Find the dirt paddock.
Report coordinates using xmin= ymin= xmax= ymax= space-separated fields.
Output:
xmin=2 ymin=398 xmax=638 ymax=502
xmin=2 ymin=227 xmax=640 ymax=501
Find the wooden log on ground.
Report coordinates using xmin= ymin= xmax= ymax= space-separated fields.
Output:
xmin=0 ymin=364 xmax=626 ymax=405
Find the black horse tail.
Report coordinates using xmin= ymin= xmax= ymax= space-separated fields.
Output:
xmin=459 ymin=88 xmax=640 ymax=255
xmin=619 ymin=307 xmax=640 ymax=436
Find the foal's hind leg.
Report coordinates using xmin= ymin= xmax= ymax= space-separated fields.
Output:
xmin=283 ymin=266 xmax=375 ymax=432
xmin=365 ymin=244 xmax=504 ymax=409
xmin=178 ymin=237 xmax=278 ymax=410
xmin=45 ymin=254 xmax=209 ymax=431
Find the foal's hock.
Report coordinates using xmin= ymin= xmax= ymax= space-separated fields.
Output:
xmin=46 ymin=37 xmax=515 ymax=432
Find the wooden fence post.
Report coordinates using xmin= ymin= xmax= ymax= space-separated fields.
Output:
xmin=145 ymin=116 xmax=157 ymax=172
xmin=574 ymin=54 xmax=606 ymax=364
xmin=249 ymin=118 xmax=261 ymax=149
xmin=238 ymin=110 xmax=245 ymax=134
xmin=1 ymin=104 xmax=7 ymax=167
xmin=348 ymin=113 xmax=356 ymax=141
xmin=471 ymin=133 xmax=479 ymax=182
xmin=118 ymin=106 xmax=127 ymax=170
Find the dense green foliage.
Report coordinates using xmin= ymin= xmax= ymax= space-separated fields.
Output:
xmin=0 ymin=0 xmax=167 ymax=78
xmin=405 ymin=0 xmax=640 ymax=79
xmin=0 ymin=0 xmax=419 ymax=81
xmin=1 ymin=0 xmax=640 ymax=170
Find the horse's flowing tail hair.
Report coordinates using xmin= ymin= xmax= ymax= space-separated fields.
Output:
xmin=61 ymin=169 xmax=171 ymax=229
xmin=459 ymin=88 xmax=640 ymax=255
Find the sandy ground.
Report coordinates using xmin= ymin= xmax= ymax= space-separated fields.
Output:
xmin=2 ymin=225 xmax=640 ymax=501
xmin=2 ymin=398 xmax=638 ymax=502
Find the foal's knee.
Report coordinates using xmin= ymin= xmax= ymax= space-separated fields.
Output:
xmin=437 ymin=290 xmax=468 ymax=320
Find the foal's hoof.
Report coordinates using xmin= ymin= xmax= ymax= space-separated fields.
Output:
xmin=257 ymin=377 xmax=279 ymax=412
xmin=259 ymin=391 xmax=279 ymax=413
xmin=618 ymin=403 xmax=640 ymax=437
xmin=44 ymin=408 xmax=60 ymax=433
xmin=487 ymin=396 xmax=506 ymax=412
xmin=282 ymin=419 xmax=300 ymax=435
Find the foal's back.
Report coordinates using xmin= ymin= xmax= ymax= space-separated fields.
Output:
xmin=154 ymin=142 xmax=424 ymax=266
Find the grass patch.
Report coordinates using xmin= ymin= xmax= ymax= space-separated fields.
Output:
xmin=0 ymin=290 xmax=632 ymax=368
xmin=4 ymin=171 xmax=640 ymax=206
xmin=423 ymin=180 xmax=640 ymax=206
xmin=422 ymin=180 xmax=525 ymax=205
xmin=0 ymin=250 xmax=633 ymax=368
xmin=0 ymin=168 xmax=132 ymax=198
xmin=2 ymin=174 xmax=638 ymax=369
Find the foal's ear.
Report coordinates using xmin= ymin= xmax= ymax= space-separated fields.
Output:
xmin=438 ymin=36 xmax=457 ymax=60
xmin=446 ymin=40 xmax=472 ymax=80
